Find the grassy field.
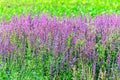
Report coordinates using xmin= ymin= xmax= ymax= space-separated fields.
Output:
xmin=0 ymin=0 xmax=120 ymax=80
xmin=1 ymin=0 xmax=120 ymax=20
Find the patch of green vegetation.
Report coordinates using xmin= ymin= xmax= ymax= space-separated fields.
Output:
xmin=1 ymin=0 xmax=120 ymax=20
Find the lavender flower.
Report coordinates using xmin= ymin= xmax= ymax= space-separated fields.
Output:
xmin=0 ymin=14 xmax=119 ymax=63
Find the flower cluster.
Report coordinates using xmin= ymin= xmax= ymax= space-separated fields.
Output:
xmin=0 ymin=14 xmax=119 ymax=65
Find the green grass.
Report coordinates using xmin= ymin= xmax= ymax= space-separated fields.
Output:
xmin=1 ymin=0 xmax=120 ymax=20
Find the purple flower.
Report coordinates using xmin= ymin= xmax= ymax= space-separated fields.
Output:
xmin=0 ymin=13 xmax=119 ymax=63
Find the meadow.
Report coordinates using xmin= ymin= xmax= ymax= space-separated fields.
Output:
xmin=0 ymin=0 xmax=120 ymax=80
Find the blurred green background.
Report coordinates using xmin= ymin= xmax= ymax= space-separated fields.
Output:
xmin=1 ymin=0 xmax=120 ymax=20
